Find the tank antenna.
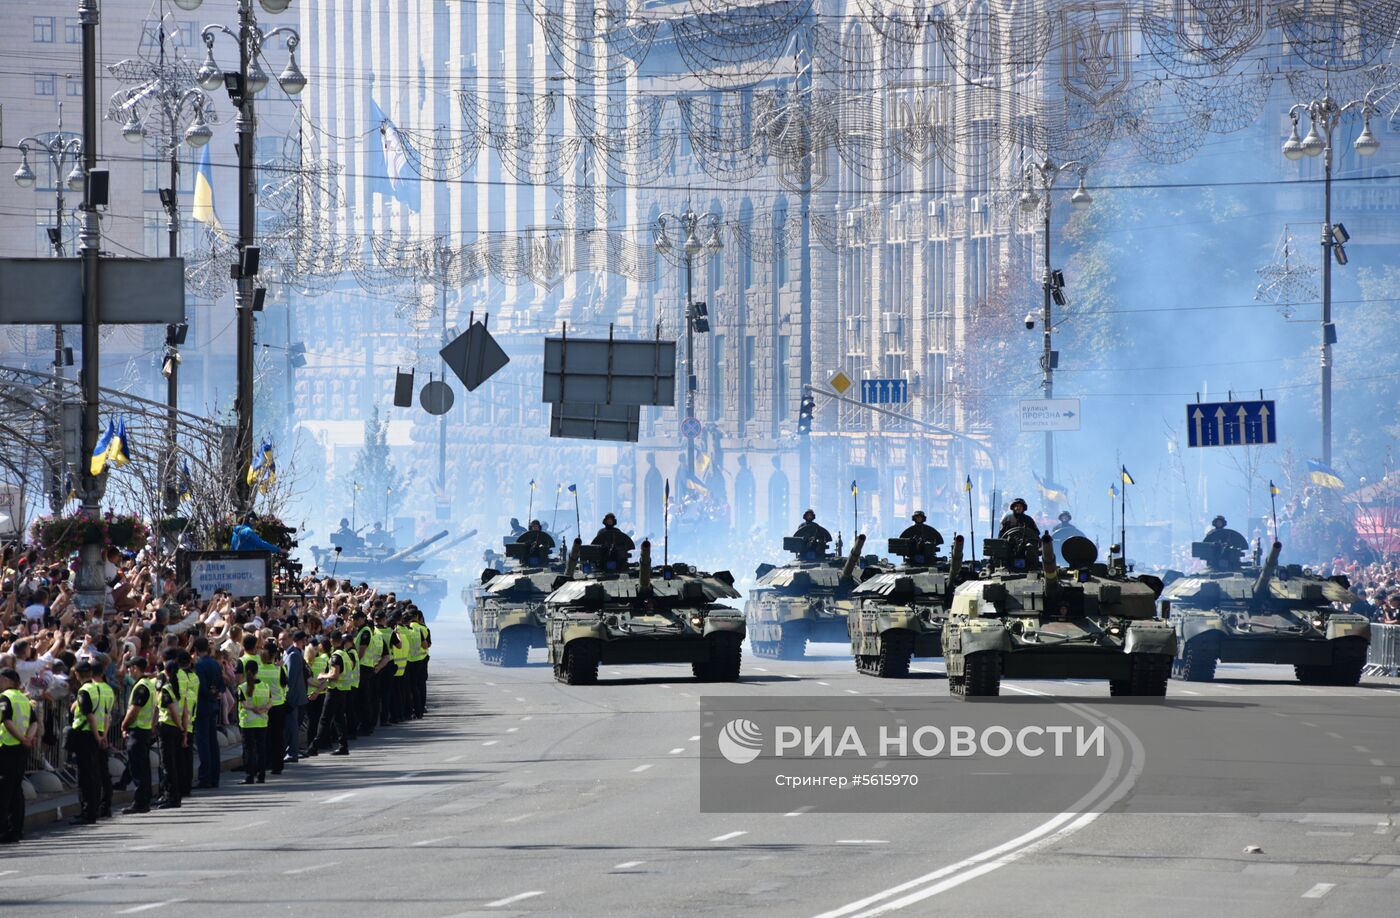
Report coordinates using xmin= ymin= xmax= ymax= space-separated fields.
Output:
xmin=663 ymin=478 xmax=671 ymax=567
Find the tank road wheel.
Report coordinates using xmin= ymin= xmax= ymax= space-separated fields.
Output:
xmin=1177 ymin=635 xmax=1219 ymax=682
xmin=1112 ymin=654 xmax=1171 ymax=697
xmin=694 ymin=632 xmax=743 ymax=683
xmin=1326 ymin=639 xmax=1367 ymax=686
xmin=775 ymin=622 xmax=809 ymax=661
xmin=498 ymin=628 xmax=529 ymax=667
xmin=558 ymin=640 xmax=600 ymax=685
xmin=959 ymin=651 xmax=1001 ymax=698
xmin=871 ymin=631 xmax=914 ymax=678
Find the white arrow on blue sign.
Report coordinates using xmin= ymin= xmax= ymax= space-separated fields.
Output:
xmin=860 ymin=378 xmax=908 ymax=405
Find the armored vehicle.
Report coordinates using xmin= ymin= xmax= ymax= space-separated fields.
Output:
xmin=310 ymin=529 xmax=449 ymax=581
xmin=545 ymin=540 xmax=745 ymax=685
xmin=472 ymin=539 xmax=569 ymax=666
xmin=943 ymin=533 xmax=1175 ymax=697
xmin=1163 ymin=532 xmax=1370 ymax=685
xmin=746 ymin=534 xmax=879 ymax=659
xmin=847 ymin=532 xmax=966 ymax=677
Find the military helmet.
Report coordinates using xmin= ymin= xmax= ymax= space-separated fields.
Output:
xmin=1010 ymin=497 xmax=1028 ymax=511
xmin=803 ymin=509 xmax=816 ymax=522
xmin=912 ymin=510 xmax=926 ymax=523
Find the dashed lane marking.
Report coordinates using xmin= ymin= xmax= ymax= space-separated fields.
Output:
xmin=689 ymin=735 xmax=701 ymax=741
xmin=323 ymin=792 xmax=356 ymax=804
xmin=283 ymin=862 xmax=341 ymax=875
xmin=754 ymin=667 xmax=769 ymax=672
xmin=485 ymin=891 xmax=544 ymax=908
xmin=786 ymin=806 xmax=814 ymax=816
xmin=520 ymin=716 xmax=533 ymax=722
xmin=503 ymin=813 xmax=532 ymax=823
xmin=837 ymin=840 xmax=890 ymax=845
xmin=817 ymin=682 xmax=831 ymax=686
xmin=669 ymin=748 xmax=685 ymax=755
xmin=444 ymin=754 xmax=466 ymax=762
xmin=631 ymin=764 xmax=654 ymax=773
xmin=130 ymin=844 xmax=161 ymax=851
xmin=1372 ymin=759 xmax=1385 ymax=767
xmin=1179 ymin=690 xmax=1199 ymax=695
xmin=1326 ymin=732 xmax=1343 ymax=739
xmin=507 ymin=728 xmax=519 ymax=733
xmin=515 ymin=697 xmax=527 ymax=703
xmin=844 ymin=689 xmax=861 ymax=695
xmin=116 ymin=900 xmax=188 ymax=914
xmin=1301 ymin=883 xmax=1335 ymax=899
xmin=482 ymin=740 xmax=499 ymax=746
xmin=612 ymin=861 xmax=644 ymax=870
xmin=711 ymin=831 xmax=748 ymax=842
xmin=233 ymin=820 xmax=268 ymax=830
xmin=1354 ymin=745 xmax=1371 ymax=753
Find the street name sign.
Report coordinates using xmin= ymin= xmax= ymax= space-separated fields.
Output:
xmin=1019 ymin=398 xmax=1081 ymax=432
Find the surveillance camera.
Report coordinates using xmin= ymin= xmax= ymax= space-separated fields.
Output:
xmin=1024 ymin=312 xmax=1036 ymax=330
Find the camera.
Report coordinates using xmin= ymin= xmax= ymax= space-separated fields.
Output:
xmin=1024 ymin=312 xmax=1036 ymax=330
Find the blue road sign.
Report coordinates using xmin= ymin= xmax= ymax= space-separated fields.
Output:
xmin=680 ymin=416 xmax=702 ymax=439
xmin=860 ymin=378 xmax=908 ymax=405
xmin=1186 ymin=400 xmax=1276 ymax=448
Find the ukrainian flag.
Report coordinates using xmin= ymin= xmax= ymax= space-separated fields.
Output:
xmin=1109 ymin=483 xmax=1117 ymax=499
xmin=191 ymin=145 xmax=222 ymax=234
xmin=1269 ymin=480 xmax=1280 ymax=497
xmin=1306 ymin=459 xmax=1344 ymax=490
xmin=246 ymin=440 xmax=275 ymax=490
xmin=90 ymin=420 xmax=115 ymax=476
xmin=568 ymin=483 xmax=577 ymax=494
xmin=1033 ymin=471 xmax=1068 ymax=502
xmin=851 ymin=479 xmax=858 ymax=497
xmin=964 ymin=475 xmax=972 ymax=493
xmin=111 ymin=419 xmax=132 ymax=468
xmin=179 ymin=460 xmax=193 ymax=503
xmin=1121 ymin=465 xmax=1135 ymax=486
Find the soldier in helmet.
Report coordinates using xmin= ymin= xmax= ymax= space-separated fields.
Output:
xmin=330 ymin=518 xmax=362 ymax=552
xmin=365 ymin=521 xmax=395 ymax=551
xmin=900 ymin=511 xmax=940 ymax=544
xmin=792 ymin=510 xmax=833 ymax=545
xmin=999 ymin=498 xmax=1039 ymax=542
xmin=591 ymin=513 xmax=636 ymax=563
xmin=516 ymin=519 xmax=555 ymax=560
xmin=1202 ymin=515 xmax=1230 ymax=543
xmin=1051 ymin=510 xmax=1085 ymax=543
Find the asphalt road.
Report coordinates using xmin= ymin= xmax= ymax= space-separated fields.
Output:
xmin=6 ymin=615 xmax=1399 ymax=917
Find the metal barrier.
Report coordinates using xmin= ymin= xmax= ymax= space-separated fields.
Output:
xmin=1364 ymin=623 xmax=1400 ymax=678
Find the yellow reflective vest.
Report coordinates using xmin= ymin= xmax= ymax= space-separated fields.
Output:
xmin=0 ymin=688 xmax=32 ymax=746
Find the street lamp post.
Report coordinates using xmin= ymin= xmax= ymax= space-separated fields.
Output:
xmin=654 ymin=206 xmax=723 ymax=476
xmin=1281 ymin=94 xmax=1381 ymax=467
xmin=109 ymin=20 xmax=216 ymax=513
xmin=12 ymin=106 xmax=84 ymax=513
xmin=1019 ymin=158 xmax=1093 ymax=507
xmin=186 ymin=0 xmax=305 ymax=511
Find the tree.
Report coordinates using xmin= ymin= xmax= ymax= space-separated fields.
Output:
xmin=342 ymin=407 xmax=407 ymax=527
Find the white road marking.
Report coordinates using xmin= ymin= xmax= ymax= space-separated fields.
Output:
xmin=514 ymin=697 xmax=527 ymax=703
xmin=711 ymin=830 xmax=748 ymax=842
xmin=612 ymin=861 xmax=644 ymax=870
xmin=507 ymin=728 xmax=519 ymax=733
xmin=1301 ymin=883 xmax=1335 ymax=899
xmin=659 ymin=684 xmax=672 ymax=689
xmin=1371 ymin=759 xmax=1385 ymax=767
xmin=817 ymin=681 xmax=831 ymax=686
xmin=754 ymin=666 xmax=769 ymax=672
xmin=786 ymin=806 xmax=814 ymax=817
xmin=283 ymin=862 xmax=340 ymax=875
xmin=485 ymin=891 xmax=544 ymax=908
xmin=521 ymin=716 xmax=533 ymax=722
xmin=233 ymin=820 xmax=268 ymax=830
xmin=117 ymin=900 xmax=188 ymax=914
xmin=1300 ymin=721 xmax=1318 ymax=727
xmin=484 ymin=682 xmax=496 ymax=686
xmin=444 ymin=754 xmax=466 ymax=762
xmin=837 ymin=840 xmax=890 ymax=845
xmin=412 ymin=837 xmax=453 ymax=847
xmin=1326 ymin=732 xmax=1343 ymax=739
xmin=844 ymin=689 xmax=861 ymax=695
xmin=689 ymin=735 xmax=701 ymax=741
xmin=1306 ymin=831 xmax=1353 ymax=837
xmin=669 ymin=748 xmax=685 ymax=755
xmin=323 ymin=792 xmax=356 ymax=804
xmin=1179 ymin=690 xmax=1199 ymax=695
xmin=503 ymin=813 xmax=532 ymax=823
xmin=631 ymin=763 xmax=654 ymax=773
xmin=1381 ymin=776 xmax=1395 ymax=786
xmin=679 ymin=692 xmax=693 ymax=697
xmin=1354 ymin=745 xmax=1371 ymax=753
xmin=482 ymin=740 xmax=499 ymax=746
xmin=609 ymin=670 xmax=623 ymax=675
xmin=816 ymin=692 xmax=1139 ymax=918
xmin=129 ymin=844 xmax=161 ymax=851
xmin=0 ymin=870 xmax=16 ymax=878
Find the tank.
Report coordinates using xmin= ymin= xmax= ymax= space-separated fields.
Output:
xmin=545 ymin=539 xmax=745 ymax=685
xmin=310 ymin=529 xmax=450 ymax=581
xmin=471 ymin=538 xmax=570 ymax=666
xmin=943 ymin=533 xmax=1176 ymax=698
xmin=846 ymin=532 xmax=966 ymax=677
xmin=1163 ymin=532 xmax=1370 ymax=685
xmin=745 ymin=534 xmax=885 ymax=659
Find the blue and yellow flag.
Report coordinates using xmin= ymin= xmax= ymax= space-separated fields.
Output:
xmin=1033 ymin=471 xmax=1068 ymax=502
xmin=1306 ymin=459 xmax=1344 ymax=490
xmin=1269 ymin=480 xmax=1280 ymax=497
xmin=64 ymin=473 xmax=76 ymax=503
xmin=664 ymin=478 xmax=670 ymax=509
xmin=1109 ymin=483 xmax=1118 ymax=499
xmin=90 ymin=420 xmax=115 ymax=476
xmin=179 ymin=460 xmax=193 ymax=503
xmin=191 ymin=145 xmax=222 ymax=234
xmin=1120 ymin=465 xmax=1135 ymax=486
xmin=246 ymin=440 xmax=275 ymax=490
xmin=964 ymin=475 xmax=972 ymax=493
xmin=850 ymin=479 xmax=858 ymax=497
xmin=567 ymin=483 xmax=577 ymax=494
xmin=529 ymin=479 xmax=536 ymax=490
xmin=111 ymin=419 xmax=131 ymax=468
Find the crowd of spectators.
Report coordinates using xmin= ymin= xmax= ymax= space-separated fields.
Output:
xmin=0 ymin=536 xmax=433 ymax=844
xmin=1318 ymin=557 xmax=1400 ymax=623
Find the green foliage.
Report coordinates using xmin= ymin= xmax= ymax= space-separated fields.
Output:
xmin=342 ymin=406 xmax=407 ymax=525
xmin=30 ymin=511 xmax=149 ymax=559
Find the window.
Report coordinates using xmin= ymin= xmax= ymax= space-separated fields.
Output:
xmin=66 ymin=78 xmax=82 ymax=97
xmin=65 ymin=17 xmax=81 ymax=44
xmin=775 ymin=336 xmax=790 ymax=419
xmin=742 ymin=336 xmax=756 ymax=422
xmin=34 ymin=73 xmax=56 ymax=96
xmin=34 ymin=17 xmax=55 ymax=43
xmin=710 ymin=334 xmax=726 ymax=420
xmin=140 ymin=20 xmax=195 ymax=52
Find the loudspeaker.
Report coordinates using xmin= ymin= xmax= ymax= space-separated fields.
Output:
xmin=87 ymin=170 xmax=109 ymax=208
xmin=393 ymin=368 xmax=415 ymax=407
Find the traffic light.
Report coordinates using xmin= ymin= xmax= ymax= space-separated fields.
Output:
xmin=691 ymin=301 xmax=710 ymax=333
xmin=797 ymin=395 xmax=816 ymax=435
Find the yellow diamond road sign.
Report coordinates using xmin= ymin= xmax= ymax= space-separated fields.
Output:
xmin=829 ymin=371 xmax=852 ymax=394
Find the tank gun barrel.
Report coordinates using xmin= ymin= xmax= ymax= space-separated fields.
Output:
xmin=639 ymin=540 xmax=653 ymax=594
xmin=565 ymin=538 xmax=581 ymax=577
xmin=840 ymin=534 xmax=867 ymax=581
xmin=415 ymin=529 xmax=478 ymax=562
xmin=382 ymin=530 xmax=450 ymax=564
xmin=949 ymin=534 xmax=964 ymax=579
xmin=1253 ymin=540 xmax=1282 ymax=602
xmin=1041 ymin=531 xmax=1057 ymax=578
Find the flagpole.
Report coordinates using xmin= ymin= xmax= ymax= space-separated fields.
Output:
xmin=1109 ymin=486 xmax=1115 ymax=559
xmin=1269 ymin=483 xmax=1279 ymax=544
xmin=527 ymin=481 xmax=534 ymax=524
xmin=852 ymin=482 xmax=859 ymax=535
xmin=664 ymin=479 xmax=670 ymax=567
xmin=552 ymin=484 xmax=561 ymax=535
xmin=966 ymin=477 xmax=975 ymax=561
xmin=1120 ymin=477 xmax=1127 ymax=567
xmin=573 ymin=486 xmax=581 ymax=543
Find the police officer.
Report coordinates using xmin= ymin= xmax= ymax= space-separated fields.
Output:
xmin=303 ymin=637 xmax=328 ymax=757
xmin=352 ymin=610 xmax=380 ymax=736
xmin=389 ymin=613 xmax=412 ymax=722
xmin=261 ymin=642 xmax=289 ymax=774
xmin=176 ymin=649 xmax=198 ymax=798
xmin=312 ymin=633 xmax=351 ymax=756
xmin=118 ymin=657 xmax=158 ymax=814
xmin=374 ymin=612 xmax=397 ymax=727
xmin=407 ymin=606 xmax=431 ymax=719
xmin=0 ymin=667 xmax=37 ymax=843
xmin=237 ymin=660 xmax=271 ymax=784
xmin=66 ymin=660 xmax=104 ymax=826
xmin=899 ymin=511 xmax=941 ymax=544
xmin=792 ymin=510 xmax=833 ymax=545
xmin=155 ymin=661 xmax=185 ymax=809
xmin=92 ymin=660 xmax=116 ymax=819
xmin=999 ymin=498 xmax=1039 ymax=542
